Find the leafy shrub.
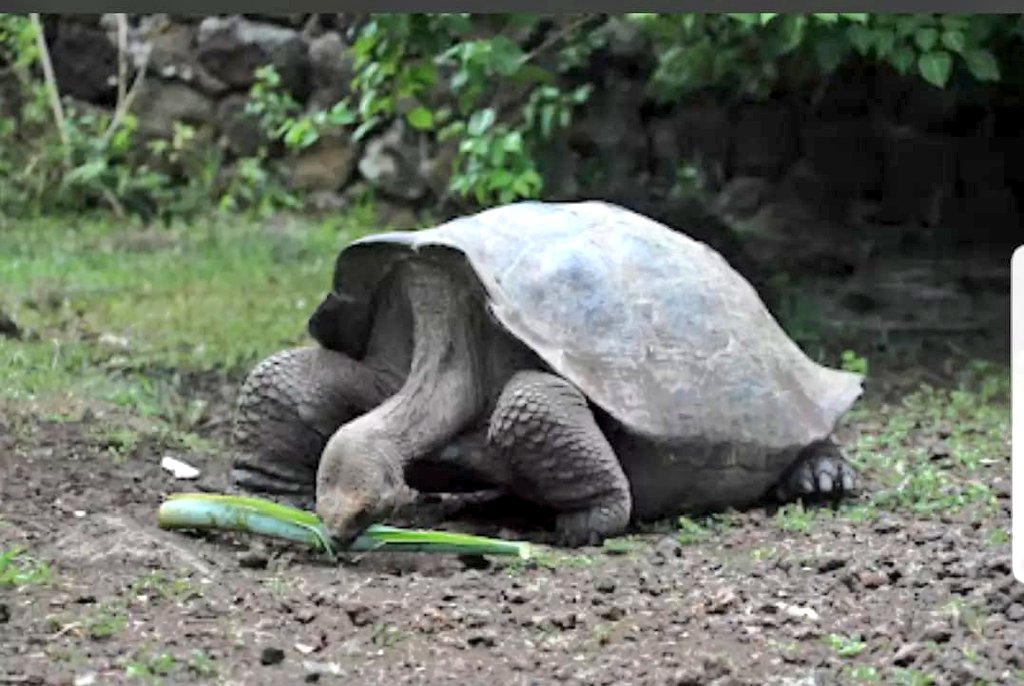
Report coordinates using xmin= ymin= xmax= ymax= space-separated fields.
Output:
xmin=2 ymin=13 xmax=1023 ymax=219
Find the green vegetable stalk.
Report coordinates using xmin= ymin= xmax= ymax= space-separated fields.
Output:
xmin=157 ymin=493 xmax=531 ymax=559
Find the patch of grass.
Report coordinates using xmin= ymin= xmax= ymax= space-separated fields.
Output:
xmin=92 ymin=425 xmax=144 ymax=461
xmin=369 ymin=622 xmax=406 ymax=648
xmin=124 ymin=650 xmax=179 ymax=682
xmin=844 ymin=362 xmax=1008 ymax=520
xmin=503 ymin=548 xmax=596 ymax=575
xmin=773 ymin=502 xmax=820 ymax=534
xmin=677 ymin=512 xmax=739 ymax=545
xmin=986 ymin=528 xmax=1010 ymax=546
xmin=841 ymin=664 xmax=880 ymax=683
xmin=129 ymin=570 xmax=195 ymax=602
xmin=826 ymin=632 xmax=867 ymax=658
xmin=601 ymin=536 xmax=645 ymax=556
xmin=892 ymin=669 xmax=936 ymax=686
xmin=943 ymin=598 xmax=987 ymax=637
xmin=0 ymin=546 xmax=52 ymax=588
xmin=1 ymin=211 xmax=378 ymax=399
xmin=83 ymin=604 xmax=127 ymax=639
xmin=187 ymin=649 xmax=218 ymax=677
xmin=1 ymin=210 xmax=385 ymax=462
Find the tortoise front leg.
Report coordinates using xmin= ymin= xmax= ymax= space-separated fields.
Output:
xmin=487 ymin=371 xmax=632 ymax=546
xmin=231 ymin=345 xmax=397 ymax=507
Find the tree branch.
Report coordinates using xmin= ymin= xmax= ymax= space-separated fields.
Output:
xmin=29 ymin=14 xmax=67 ymax=152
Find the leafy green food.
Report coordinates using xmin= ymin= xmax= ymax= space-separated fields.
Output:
xmin=157 ymin=493 xmax=532 ymax=560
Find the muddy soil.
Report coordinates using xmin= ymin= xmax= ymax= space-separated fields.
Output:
xmin=0 ymin=368 xmax=1018 ymax=686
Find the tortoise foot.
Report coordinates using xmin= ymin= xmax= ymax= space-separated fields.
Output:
xmin=774 ymin=440 xmax=857 ymax=503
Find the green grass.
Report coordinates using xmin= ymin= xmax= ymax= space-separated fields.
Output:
xmin=1 ymin=212 xmax=375 ymax=379
xmin=0 ymin=209 xmax=383 ymax=443
xmin=678 ymin=512 xmax=740 ymax=545
xmin=826 ymin=632 xmax=868 ymax=658
xmin=0 ymin=546 xmax=52 ymax=588
xmin=845 ymin=362 xmax=1008 ymax=519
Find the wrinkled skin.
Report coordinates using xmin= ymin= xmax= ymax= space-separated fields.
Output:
xmin=233 ymin=255 xmax=856 ymax=547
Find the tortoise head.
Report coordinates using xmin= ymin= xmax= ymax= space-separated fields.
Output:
xmin=307 ymin=291 xmax=373 ymax=359
xmin=314 ymin=427 xmax=410 ymax=546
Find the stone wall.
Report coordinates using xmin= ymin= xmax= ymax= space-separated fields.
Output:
xmin=24 ymin=14 xmax=1024 ymax=259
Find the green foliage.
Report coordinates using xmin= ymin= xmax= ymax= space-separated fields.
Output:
xmin=630 ymin=13 xmax=1020 ymax=99
xmin=0 ymin=546 xmax=51 ymax=587
xmin=827 ymin=632 xmax=868 ymax=658
xmin=247 ymin=64 xmax=356 ymax=151
xmin=841 ymin=349 xmax=869 ymax=376
xmin=0 ymin=14 xmax=297 ymax=220
xmin=2 ymin=13 xmax=1022 ymax=218
xmin=345 ymin=14 xmax=597 ymax=205
xmin=677 ymin=513 xmax=738 ymax=544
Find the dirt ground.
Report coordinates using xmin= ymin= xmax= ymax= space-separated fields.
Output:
xmin=0 ymin=356 xmax=1017 ymax=686
xmin=0 ymin=216 xmax=1017 ymax=685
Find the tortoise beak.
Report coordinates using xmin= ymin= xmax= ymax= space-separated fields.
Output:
xmin=316 ymin=493 xmax=374 ymax=548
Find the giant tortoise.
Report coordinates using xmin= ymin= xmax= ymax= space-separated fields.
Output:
xmin=231 ymin=201 xmax=863 ymax=546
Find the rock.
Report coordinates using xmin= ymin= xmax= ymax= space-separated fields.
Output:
xmin=550 ymin=611 xmax=578 ymax=630
xmin=375 ymin=200 xmax=420 ymax=230
xmin=800 ymin=118 xmax=883 ymax=200
xmin=237 ymin=550 xmax=269 ymax=570
xmin=877 ymin=68 xmax=961 ymax=133
xmin=920 ymin=621 xmax=952 ymax=644
xmin=594 ymin=16 xmax=647 ymax=59
xmin=0 ymin=310 xmax=21 ymax=339
xmin=1005 ymin=603 xmax=1024 ymax=622
xmin=130 ymin=17 xmax=228 ymax=95
xmin=458 ymin=554 xmax=490 ymax=570
xmin=705 ymin=587 xmax=740 ymax=614
xmin=570 ymin=75 xmax=649 ymax=198
xmin=731 ymin=101 xmax=798 ymax=180
xmin=876 ymin=127 xmax=957 ymax=227
xmin=301 ymin=660 xmax=343 ymax=678
xmin=596 ymin=578 xmax=616 ymax=594
xmin=307 ymin=31 xmax=354 ymax=111
xmin=598 ymin=605 xmax=625 ymax=621
xmin=260 ymin=646 xmax=286 ymax=665
xmin=466 ymin=629 xmax=497 ymax=647
xmin=951 ymin=136 xmax=1021 ymax=235
xmin=197 ymin=15 xmax=311 ymax=98
xmin=815 ymin=557 xmax=847 ymax=573
xmin=285 ymin=135 xmax=359 ymax=191
xmin=418 ymin=138 xmax=458 ymax=200
xmin=131 ymin=80 xmax=216 ymax=140
xmin=891 ymin=641 xmax=921 ymax=666
xmin=357 ymin=120 xmax=430 ymax=201
xmin=0 ymin=602 xmax=8 ymax=623
xmin=343 ymin=602 xmax=375 ymax=627
xmin=857 ymin=570 xmax=887 ymax=589
xmin=671 ymin=98 xmax=731 ymax=191
xmin=243 ymin=13 xmax=310 ymax=28
xmin=305 ymin=190 xmax=346 ymax=213
xmin=779 ymin=603 xmax=819 ymax=623
xmin=49 ymin=22 xmax=117 ymax=103
xmin=712 ymin=176 xmax=770 ymax=218
xmin=216 ymin=94 xmax=266 ymax=157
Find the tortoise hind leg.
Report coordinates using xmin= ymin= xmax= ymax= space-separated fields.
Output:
xmin=773 ymin=439 xmax=857 ymax=503
xmin=487 ymin=371 xmax=632 ymax=546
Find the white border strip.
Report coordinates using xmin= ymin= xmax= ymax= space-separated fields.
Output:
xmin=1013 ymin=246 xmax=1023 ymax=582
